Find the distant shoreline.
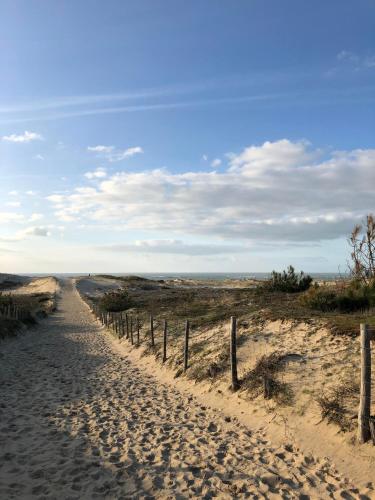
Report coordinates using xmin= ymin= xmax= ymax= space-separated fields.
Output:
xmin=21 ymin=271 xmax=347 ymax=281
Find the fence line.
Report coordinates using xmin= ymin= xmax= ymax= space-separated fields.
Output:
xmin=88 ymin=302 xmax=374 ymax=446
xmin=0 ymin=303 xmax=29 ymax=321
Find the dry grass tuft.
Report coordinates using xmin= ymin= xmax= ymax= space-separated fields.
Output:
xmin=242 ymin=352 xmax=294 ymax=405
xmin=317 ymin=378 xmax=359 ymax=432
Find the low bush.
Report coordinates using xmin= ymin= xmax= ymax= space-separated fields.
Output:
xmin=263 ymin=266 xmax=312 ymax=293
xmin=300 ymin=282 xmax=374 ymax=313
xmin=98 ymin=289 xmax=132 ymax=312
xmin=299 ymin=287 xmax=338 ymax=312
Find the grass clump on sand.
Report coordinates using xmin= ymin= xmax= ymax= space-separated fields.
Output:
xmin=242 ymin=352 xmax=294 ymax=405
xmin=263 ymin=266 xmax=312 ymax=293
xmin=98 ymin=289 xmax=133 ymax=312
xmin=188 ymin=344 xmax=230 ymax=382
xmin=0 ymin=291 xmax=55 ymax=339
xmin=317 ymin=378 xmax=359 ymax=432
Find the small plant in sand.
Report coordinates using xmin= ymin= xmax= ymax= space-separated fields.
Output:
xmin=242 ymin=352 xmax=293 ymax=405
xmin=317 ymin=378 xmax=359 ymax=432
xmin=187 ymin=344 xmax=231 ymax=382
xmin=263 ymin=265 xmax=312 ymax=293
xmin=98 ymin=289 xmax=132 ymax=312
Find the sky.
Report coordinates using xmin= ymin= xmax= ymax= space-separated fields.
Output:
xmin=0 ymin=0 xmax=374 ymax=273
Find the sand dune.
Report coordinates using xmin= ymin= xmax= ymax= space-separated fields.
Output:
xmin=9 ymin=276 xmax=59 ymax=296
xmin=0 ymin=279 xmax=372 ymax=498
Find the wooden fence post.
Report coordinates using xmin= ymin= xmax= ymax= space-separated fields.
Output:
xmin=120 ymin=313 xmax=124 ymax=338
xmin=150 ymin=314 xmax=155 ymax=347
xmin=136 ymin=317 xmax=140 ymax=346
xmin=358 ymin=323 xmax=372 ymax=443
xmin=130 ymin=316 xmax=134 ymax=345
xmin=184 ymin=319 xmax=190 ymax=371
xmin=126 ymin=314 xmax=129 ymax=339
xmin=163 ymin=320 xmax=168 ymax=362
xmin=230 ymin=316 xmax=240 ymax=391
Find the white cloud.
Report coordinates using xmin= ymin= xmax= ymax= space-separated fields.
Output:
xmin=0 ymin=212 xmax=24 ymax=223
xmin=6 ymin=201 xmax=21 ymax=208
xmin=97 ymin=239 xmax=248 ymax=256
xmin=88 ymin=144 xmax=143 ymax=162
xmin=46 ymin=139 xmax=375 ymax=242
xmin=110 ymin=146 xmax=143 ymax=162
xmin=2 ymin=130 xmax=43 ymax=143
xmin=34 ymin=154 xmax=44 ymax=160
xmin=8 ymin=190 xmax=18 ymax=196
xmin=87 ymin=145 xmax=114 ymax=153
xmin=46 ymin=194 xmax=65 ymax=204
xmin=210 ymin=158 xmax=222 ymax=168
xmin=29 ymin=213 xmax=43 ymax=222
xmin=84 ymin=167 xmax=107 ymax=179
xmin=202 ymin=154 xmax=208 ymax=161
xmin=26 ymin=190 xmax=37 ymax=196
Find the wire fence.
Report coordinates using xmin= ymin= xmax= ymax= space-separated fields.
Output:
xmin=84 ymin=297 xmax=375 ymax=446
xmin=0 ymin=303 xmax=29 ymax=321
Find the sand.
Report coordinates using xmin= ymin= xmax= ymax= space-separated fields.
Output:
xmin=9 ymin=276 xmax=60 ymax=296
xmin=0 ymin=279 xmax=372 ymax=499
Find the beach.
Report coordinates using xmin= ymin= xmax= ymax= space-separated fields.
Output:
xmin=0 ymin=278 xmax=372 ymax=498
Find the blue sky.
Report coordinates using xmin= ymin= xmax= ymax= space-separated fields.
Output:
xmin=0 ymin=0 xmax=374 ymax=273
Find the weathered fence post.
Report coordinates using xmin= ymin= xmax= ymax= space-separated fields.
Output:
xmin=120 ymin=312 xmax=124 ymax=338
xmin=150 ymin=314 xmax=155 ymax=347
xmin=130 ymin=316 xmax=134 ymax=345
xmin=163 ymin=320 xmax=167 ymax=362
xmin=126 ymin=314 xmax=129 ymax=339
xmin=184 ymin=319 xmax=190 ymax=371
xmin=358 ymin=323 xmax=372 ymax=443
xmin=136 ymin=317 xmax=140 ymax=346
xmin=230 ymin=316 xmax=240 ymax=391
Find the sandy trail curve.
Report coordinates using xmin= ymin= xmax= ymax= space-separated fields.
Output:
xmin=0 ymin=279 xmax=371 ymax=499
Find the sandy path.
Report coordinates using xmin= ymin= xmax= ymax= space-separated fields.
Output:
xmin=0 ymin=280 xmax=371 ymax=499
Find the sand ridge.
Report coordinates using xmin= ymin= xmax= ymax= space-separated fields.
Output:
xmin=0 ymin=279 xmax=372 ymax=499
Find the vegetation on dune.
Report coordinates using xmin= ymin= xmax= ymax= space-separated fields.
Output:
xmin=263 ymin=265 xmax=312 ymax=293
xmin=98 ymin=289 xmax=133 ymax=312
xmin=300 ymin=281 xmax=375 ymax=313
xmin=317 ymin=377 xmax=359 ymax=432
xmin=0 ymin=290 xmax=55 ymax=339
xmin=242 ymin=352 xmax=294 ymax=405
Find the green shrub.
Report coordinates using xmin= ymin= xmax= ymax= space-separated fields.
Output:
xmin=98 ymin=289 xmax=132 ymax=312
xmin=264 ymin=265 xmax=312 ymax=293
xmin=299 ymin=286 xmax=338 ymax=312
xmin=300 ymin=283 xmax=372 ymax=313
